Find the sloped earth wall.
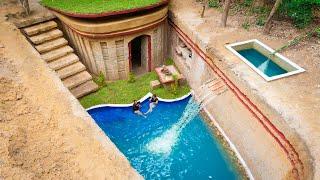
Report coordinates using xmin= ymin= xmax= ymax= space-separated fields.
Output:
xmin=0 ymin=20 xmax=142 ymax=179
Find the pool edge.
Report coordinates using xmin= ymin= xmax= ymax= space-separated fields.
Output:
xmin=85 ymin=91 xmax=192 ymax=111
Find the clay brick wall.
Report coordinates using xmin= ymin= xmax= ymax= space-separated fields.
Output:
xmin=62 ymin=21 xmax=168 ymax=81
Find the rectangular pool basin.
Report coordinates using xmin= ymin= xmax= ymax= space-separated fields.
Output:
xmin=226 ymin=39 xmax=305 ymax=81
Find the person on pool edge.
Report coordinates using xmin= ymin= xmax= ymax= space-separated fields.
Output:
xmin=133 ymin=100 xmax=146 ymax=118
xmin=145 ymin=94 xmax=159 ymax=114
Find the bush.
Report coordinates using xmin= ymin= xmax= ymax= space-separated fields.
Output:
xmin=208 ymin=0 xmax=220 ymax=8
xmin=279 ymin=0 xmax=320 ymax=28
xmin=241 ymin=0 xmax=253 ymax=7
xmin=94 ymin=72 xmax=106 ymax=88
xmin=316 ymin=27 xmax=320 ymax=38
xmin=170 ymin=75 xmax=179 ymax=95
xmin=242 ymin=21 xmax=250 ymax=30
xmin=251 ymin=6 xmax=269 ymax=15
xmin=165 ymin=58 xmax=174 ymax=65
xmin=256 ymin=16 xmax=265 ymax=26
xmin=128 ymin=72 xmax=136 ymax=83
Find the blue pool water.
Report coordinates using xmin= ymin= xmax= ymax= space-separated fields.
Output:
xmin=88 ymin=97 xmax=240 ymax=179
xmin=238 ymin=49 xmax=287 ymax=77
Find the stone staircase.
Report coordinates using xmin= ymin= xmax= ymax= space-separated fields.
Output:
xmin=192 ymin=77 xmax=228 ymax=105
xmin=205 ymin=78 xmax=228 ymax=95
xmin=22 ymin=20 xmax=98 ymax=98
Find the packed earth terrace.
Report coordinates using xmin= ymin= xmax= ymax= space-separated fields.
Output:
xmin=0 ymin=0 xmax=320 ymax=179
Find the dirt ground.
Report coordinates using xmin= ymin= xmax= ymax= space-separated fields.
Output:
xmin=0 ymin=0 xmax=319 ymax=179
xmin=0 ymin=4 xmax=141 ymax=179
xmin=170 ymin=0 xmax=319 ymax=179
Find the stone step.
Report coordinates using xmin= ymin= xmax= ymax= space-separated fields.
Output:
xmin=29 ymin=29 xmax=63 ymax=45
xmin=211 ymin=82 xmax=225 ymax=92
xmin=35 ymin=38 xmax=68 ymax=53
xmin=63 ymin=71 xmax=93 ymax=89
xmin=56 ymin=62 xmax=86 ymax=79
xmin=41 ymin=46 xmax=74 ymax=62
xmin=48 ymin=53 xmax=79 ymax=71
xmin=23 ymin=21 xmax=57 ymax=36
xmin=70 ymin=80 xmax=99 ymax=98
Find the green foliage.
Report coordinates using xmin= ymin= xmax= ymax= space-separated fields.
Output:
xmin=165 ymin=58 xmax=174 ymax=65
xmin=79 ymin=72 xmax=190 ymax=108
xmin=128 ymin=72 xmax=136 ymax=83
xmin=275 ymin=27 xmax=319 ymax=52
xmin=169 ymin=75 xmax=179 ymax=95
xmin=241 ymin=0 xmax=253 ymax=7
xmin=93 ymin=72 xmax=106 ymax=88
xmin=316 ymin=27 xmax=320 ymax=38
xmin=256 ymin=16 xmax=266 ymax=26
xmin=251 ymin=6 xmax=269 ymax=15
xmin=242 ymin=21 xmax=250 ymax=30
xmin=41 ymin=0 xmax=161 ymax=14
xmin=279 ymin=0 xmax=320 ymax=28
xmin=208 ymin=0 xmax=221 ymax=8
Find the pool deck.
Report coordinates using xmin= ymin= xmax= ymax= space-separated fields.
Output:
xmin=169 ymin=0 xmax=319 ymax=179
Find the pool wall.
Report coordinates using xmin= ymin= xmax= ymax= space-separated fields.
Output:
xmin=225 ymin=39 xmax=305 ymax=81
xmin=201 ymin=109 xmax=254 ymax=180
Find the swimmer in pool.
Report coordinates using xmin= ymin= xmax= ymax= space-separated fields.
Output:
xmin=145 ymin=94 xmax=159 ymax=114
xmin=133 ymin=100 xmax=146 ymax=118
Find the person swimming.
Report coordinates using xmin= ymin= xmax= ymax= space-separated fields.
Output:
xmin=133 ymin=100 xmax=146 ymax=118
xmin=145 ymin=94 xmax=159 ymax=114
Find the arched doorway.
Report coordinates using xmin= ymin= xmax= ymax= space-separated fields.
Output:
xmin=128 ymin=35 xmax=151 ymax=75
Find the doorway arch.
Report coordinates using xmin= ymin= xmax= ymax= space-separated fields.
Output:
xmin=128 ymin=35 xmax=151 ymax=75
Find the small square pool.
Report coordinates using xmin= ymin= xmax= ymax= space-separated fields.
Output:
xmin=226 ymin=39 xmax=305 ymax=81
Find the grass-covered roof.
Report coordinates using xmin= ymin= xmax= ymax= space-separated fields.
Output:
xmin=41 ymin=0 xmax=165 ymax=16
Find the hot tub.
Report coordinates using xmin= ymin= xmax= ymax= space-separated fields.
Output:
xmin=226 ymin=39 xmax=305 ymax=81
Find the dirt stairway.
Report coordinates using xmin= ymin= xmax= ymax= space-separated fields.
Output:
xmin=22 ymin=20 xmax=98 ymax=98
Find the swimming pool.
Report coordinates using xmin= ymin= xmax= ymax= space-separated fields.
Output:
xmin=87 ymin=95 xmax=241 ymax=179
xmin=226 ymin=39 xmax=305 ymax=81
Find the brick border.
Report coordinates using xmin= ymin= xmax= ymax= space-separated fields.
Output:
xmin=168 ymin=19 xmax=304 ymax=179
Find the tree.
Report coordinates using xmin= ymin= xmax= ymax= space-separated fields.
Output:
xmin=263 ymin=0 xmax=283 ymax=33
xmin=201 ymin=0 xmax=208 ymax=18
xmin=221 ymin=0 xmax=231 ymax=27
xmin=19 ymin=0 xmax=30 ymax=15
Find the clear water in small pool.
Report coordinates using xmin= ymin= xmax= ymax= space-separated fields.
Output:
xmin=88 ymin=97 xmax=240 ymax=179
xmin=238 ymin=49 xmax=287 ymax=77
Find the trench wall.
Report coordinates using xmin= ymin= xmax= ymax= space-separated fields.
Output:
xmin=167 ymin=21 xmax=303 ymax=179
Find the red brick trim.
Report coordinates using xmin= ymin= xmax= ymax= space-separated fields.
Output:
xmin=45 ymin=0 xmax=169 ymax=19
xmin=169 ymin=19 xmax=304 ymax=179
xmin=148 ymin=35 xmax=152 ymax=72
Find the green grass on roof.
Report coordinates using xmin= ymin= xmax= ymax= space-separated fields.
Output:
xmin=41 ymin=0 xmax=162 ymax=14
